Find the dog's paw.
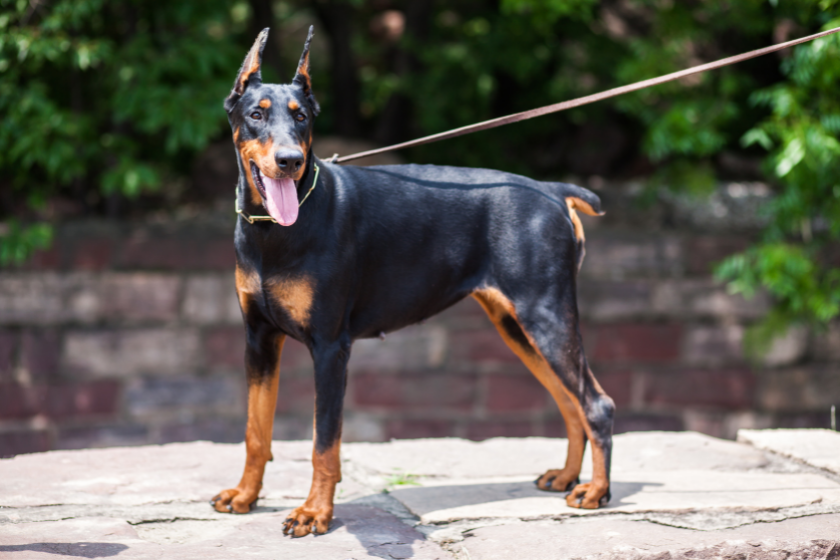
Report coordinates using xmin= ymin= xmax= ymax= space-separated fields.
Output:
xmin=210 ymin=487 xmax=258 ymax=514
xmin=565 ymin=482 xmax=610 ymax=509
xmin=283 ymin=504 xmax=332 ymax=537
xmin=534 ymin=469 xmax=579 ymax=492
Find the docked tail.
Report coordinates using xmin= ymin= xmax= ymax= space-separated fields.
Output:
xmin=557 ymin=183 xmax=604 ymax=216
xmin=556 ymin=182 xmax=603 ymax=272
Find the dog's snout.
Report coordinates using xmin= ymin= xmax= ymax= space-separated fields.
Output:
xmin=276 ymin=149 xmax=304 ymax=173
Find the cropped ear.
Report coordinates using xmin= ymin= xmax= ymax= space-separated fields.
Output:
xmin=225 ymin=28 xmax=269 ymax=113
xmin=292 ymin=26 xmax=320 ymax=116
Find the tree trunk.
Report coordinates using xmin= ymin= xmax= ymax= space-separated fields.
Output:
xmin=313 ymin=0 xmax=362 ymax=137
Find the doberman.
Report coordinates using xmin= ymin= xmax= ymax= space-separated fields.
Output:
xmin=211 ymin=27 xmax=615 ymax=537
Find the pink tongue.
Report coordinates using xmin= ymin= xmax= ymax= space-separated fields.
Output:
xmin=261 ymin=174 xmax=299 ymax=226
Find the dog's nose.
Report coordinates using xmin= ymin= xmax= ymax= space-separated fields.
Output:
xmin=275 ymin=149 xmax=304 ymax=173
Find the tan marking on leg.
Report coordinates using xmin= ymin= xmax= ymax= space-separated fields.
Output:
xmin=259 ymin=99 xmax=271 ymax=109
xmin=266 ymin=276 xmax=314 ymax=327
xmin=213 ymin=335 xmax=284 ymax=514
xmin=235 ymin=265 xmax=261 ymax=312
xmin=472 ymin=288 xmax=608 ymax=505
xmin=284 ymin=438 xmax=340 ymax=536
xmin=288 ymin=100 xmax=300 ymax=111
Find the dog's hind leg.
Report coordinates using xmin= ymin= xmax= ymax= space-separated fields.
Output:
xmin=473 ymin=287 xmax=614 ymax=509
xmin=283 ymin=337 xmax=350 ymax=537
xmin=212 ymin=327 xmax=284 ymax=514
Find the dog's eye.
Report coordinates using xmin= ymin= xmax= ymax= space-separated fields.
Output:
xmin=250 ymin=111 xmax=262 ymax=120
xmin=295 ymin=113 xmax=306 ymax=122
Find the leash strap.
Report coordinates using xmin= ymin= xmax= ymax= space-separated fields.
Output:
xmin=334 ymin=26 xmax=840 ymax=164
xmin=235 ymin=163 xmax=320 ymax=224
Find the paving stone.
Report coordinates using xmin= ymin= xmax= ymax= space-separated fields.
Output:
xmin=455 ymin=515 xmax=840 ymax=560
xmin=348 ymin=433 xmax=840 ymax=528
xmin=738 ymin=428 xmax=840 ymax=476
xmin=0 ymin=507 xmax=452 ymax=560
xmin=2 ymin=431 xmax=840 ymax=559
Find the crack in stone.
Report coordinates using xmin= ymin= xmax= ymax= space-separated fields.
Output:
xmin=128 ymin=517 xmax=218 ymax=526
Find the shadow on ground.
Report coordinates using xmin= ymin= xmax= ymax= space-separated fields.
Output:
xmin=0 ymin=542 xmax=128 ymax=558
xmin=388 ymin=480 xmax=655 ymax=516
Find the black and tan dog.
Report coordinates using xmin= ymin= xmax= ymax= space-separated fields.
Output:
xmin=211 ymin=27 xmax=615 ymax=537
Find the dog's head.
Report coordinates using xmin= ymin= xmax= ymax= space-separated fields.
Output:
xmin=225 ymin=27 xmax=320 ymax=226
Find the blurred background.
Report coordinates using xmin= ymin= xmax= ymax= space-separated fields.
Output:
xmin=1 ymin=0 xmax=839 ymax=457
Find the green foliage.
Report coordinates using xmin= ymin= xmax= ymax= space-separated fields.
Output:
xmin=717 ymin=243 xmax=840 ymax=352
xmin=3 ymin=0 xmax=840 ymax=354
xmin=0 ymin=220 xmax=52 ymax=266
xmin=718 ymin=18 xmax=840 ymax=348
xmin=0 ymin=0 xmax=247 ymax=262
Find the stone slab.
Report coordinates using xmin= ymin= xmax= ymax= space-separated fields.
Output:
xmin=738 ymin=428 xmax=840 ymax=476
xmin=456 ymin=514 xmax=840 ymax=560
xmin=0 ymin=506 xmax=452 ymax=560
xmin=2 ymin=431 xmax=840 ymax=559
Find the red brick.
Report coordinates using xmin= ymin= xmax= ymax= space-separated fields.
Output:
xmin=157 ymin=418 xmax=243 ymax=444
xmin=121 ymin=237 xmax=234 ymax=270
xmin=205 ymin=327 xmax=246 ymax=371
xmin=0 ymin=381 xmax=121 ymax=420
xmin=613 ymin=413 xmax=684 ymax=434
xmin=485 ymin=374 xmax=549 ymax=412
xmin=0 ymin=383 xmax=38 ymax=419
xmin=0 ymin=429 xmax=51 ymax=457
xmin=543 ymin=418 xmax=569 ymax=438
xmin=593 ymin=369 xmax=634 ymax=407
xmin=21 ymin=329 xmax=61 ymax=380
xmin=56 ymin=424 xmax=149 ymax=450
xmin=385 ymin=419 xmax=455 ymax=440
xmin=466 ymin=420 xmax=534 ymax=441
xmin=686 ymin=236 xmax=750 ymax=276
xmin=351 ymin=372 xmax=476 ymax=411
xmin=590 ymin=323 xmax=682 ymax=364
xmin=451 ymin=330 xmax=519 ymax=364
xmin=0 ymin=330 xmax=17 ymax=381
xmin=644 ymin=368 xmax=755 ymax=409
xmin=44 ymin=381 xmax=122 ymax=419
xmin=275 ymin=376 xmax=315 ymax=415
xmin=281 ymin=338 xmax=313 ymax=370
xmin=72 ymin=238 xmax=113 ymax=270
xmin=20 ymin=245 xmax=61 ymax=270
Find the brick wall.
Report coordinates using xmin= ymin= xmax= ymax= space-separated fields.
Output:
xmin=1 ymin=213 xmax=838 ymax=457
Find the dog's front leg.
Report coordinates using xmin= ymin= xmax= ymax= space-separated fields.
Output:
xmin=283 ymin=339 xmax=349 ymax=537
xmin=212 ymin=329 xmax=284 ymax=514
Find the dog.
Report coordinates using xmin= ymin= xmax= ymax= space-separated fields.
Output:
xmin=211 ymin=27 xmax=614 ymax=537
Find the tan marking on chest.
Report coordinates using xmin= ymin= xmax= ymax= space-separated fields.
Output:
xmin=267 ymin=276 xmax=315 ymax=327
xmin=236 ymin=266 xmax=261 ymax=312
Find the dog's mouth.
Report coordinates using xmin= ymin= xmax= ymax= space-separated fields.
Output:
xmin=250 ymin=161 xmax=299 ymax=226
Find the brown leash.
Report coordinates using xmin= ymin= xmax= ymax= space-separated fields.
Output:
xmin=334 ymin=26 xmax=840 ymax=164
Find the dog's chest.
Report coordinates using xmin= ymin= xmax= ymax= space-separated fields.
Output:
xmin=235 ymin=266 xmax=315 ymax=328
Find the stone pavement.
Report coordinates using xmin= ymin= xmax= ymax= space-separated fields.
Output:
xmin=1 ymin=430 xmax=839 ymax=559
